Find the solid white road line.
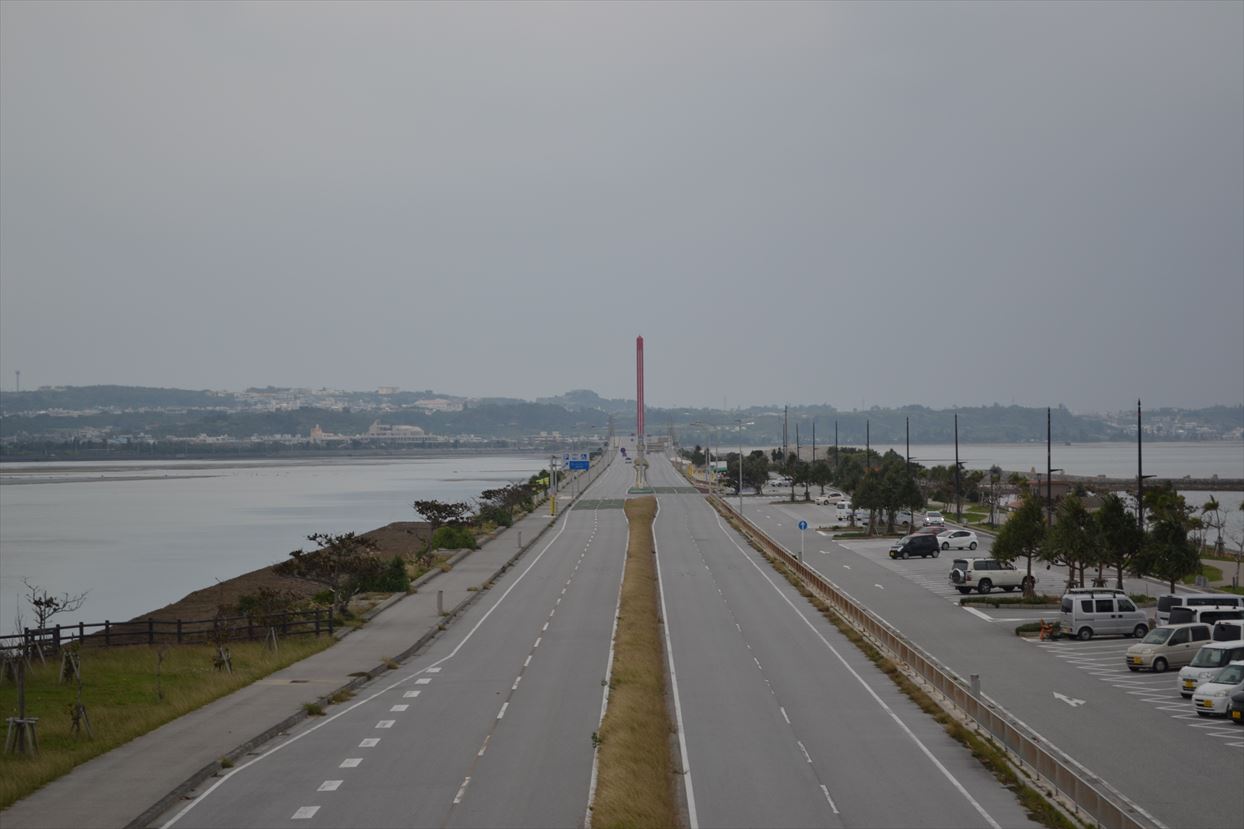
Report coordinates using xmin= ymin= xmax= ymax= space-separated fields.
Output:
xmin=653 ymin=497 xmax=699 ymax=829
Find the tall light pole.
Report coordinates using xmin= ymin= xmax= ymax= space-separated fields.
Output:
xmin=737 ymin=419 xmax=744 ymax=515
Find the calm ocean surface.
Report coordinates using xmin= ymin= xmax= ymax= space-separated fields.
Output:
xmin=0 ymin=455 xmax=547 ymax=636
xmin=1 ymin=442 xmax=1240 ymax=637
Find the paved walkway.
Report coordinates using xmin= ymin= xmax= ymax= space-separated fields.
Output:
xmin=0 ymin=456 xmax=612 ymax=829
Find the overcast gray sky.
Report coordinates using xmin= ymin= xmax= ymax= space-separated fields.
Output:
xmin=1 ymin=1 xmax=1240 ymax=413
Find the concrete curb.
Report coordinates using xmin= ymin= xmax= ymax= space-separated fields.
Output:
xmin=125 ymin=452 xmax=613 ymax=829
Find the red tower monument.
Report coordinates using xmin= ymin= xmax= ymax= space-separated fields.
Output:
xmin=632 ymin=335 xmax=650 ymax=491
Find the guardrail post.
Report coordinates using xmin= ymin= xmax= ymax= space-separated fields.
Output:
xmin=147 ymin=618 xmax=154 ymax=645
xmin=970 ymin=674 xmax=981 ymax=697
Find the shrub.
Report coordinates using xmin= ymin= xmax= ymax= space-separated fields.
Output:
xmin=478 ymin=504 xmax=513 ymax=528
xmin=356 ymin=557 xmax=410 ymax=593
xmin=429 ymin=525 xmax=477 ymax=551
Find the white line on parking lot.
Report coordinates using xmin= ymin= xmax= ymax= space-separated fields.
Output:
xmin=962 ymin=606 xmax=993 ymax=622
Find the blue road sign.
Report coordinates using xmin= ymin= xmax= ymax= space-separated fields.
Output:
xmin=798 ymin=520 xmax=808 ymax=531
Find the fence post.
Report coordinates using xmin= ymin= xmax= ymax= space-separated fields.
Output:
xmin=54 ymin=624 xmax=62 ymax=653
xmin=79 ymin=621 xmax=85 ymax=646
xmin=176 ymin=620 xmax=183 ymax=644
xmin=147 ymin=618 xmax=154 ymax=645
xmin=104 ymin=621 xmax=110 ymax=647
xmin=328 ymin=608 xmax=334 ymax=635
xmin=314 ymin=609 xmax=321 ymax=637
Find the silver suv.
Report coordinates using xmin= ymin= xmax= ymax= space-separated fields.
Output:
xmin=949 ymin=558 xmax=1033 ymax=594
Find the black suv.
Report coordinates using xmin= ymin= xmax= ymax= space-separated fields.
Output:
xmin=889 ymin=534 xmax=940 ymax=559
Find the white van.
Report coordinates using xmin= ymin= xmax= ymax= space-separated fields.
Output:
xmin=835 ymin=502 xmax=854 ymax=523
xmin=1060 ymin=589 xmax=1150 ymax=641
xmin=1178 ymin=639 xmax=1244 ymax=697
xmin=1167 ymin=606 xmax=1244 ymax=626
xmin=1157 ymin=593 xmax=1244 ymax=625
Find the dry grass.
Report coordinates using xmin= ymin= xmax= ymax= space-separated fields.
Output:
xmin=0 ymin=636 xmax=333 ymax=809
xmin=591 ymin=496 xmax=680 ymax=829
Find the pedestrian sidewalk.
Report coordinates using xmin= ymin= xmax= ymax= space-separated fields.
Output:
xmin=0 ymin=456 xmax=611 ymax=829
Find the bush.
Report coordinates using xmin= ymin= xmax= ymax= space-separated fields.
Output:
xmin=478 ymin=504 xmax=513 ymax=528
xmin=430 ymin=525 xmax=477 ymax=551
xmin=356 ymin=557 xmax=411 ymax=593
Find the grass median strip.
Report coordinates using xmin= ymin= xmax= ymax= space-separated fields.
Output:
xmin=590 ymin=495 xmax=680 ymax=829
xmin=0 ymin=636 xmax=333 ymax=810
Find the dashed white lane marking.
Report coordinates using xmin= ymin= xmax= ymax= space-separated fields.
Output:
xmin=512 ymin=677 xmax=521 ymax=690
xmin=524 ymin=655 xmax=532 ymax=667
xmin=542 ymin=622 xmax=549 ymax=632
xmin=403 ymin=690 xmax=421 ymax=698
xmin=318 ymin=780 xmax=342 ymax=792
xmin=478 ymin=735 xmax=491 ymax=757
xmin=780 ymin=706 xmax=791 ymax=724
xmin=426 ymin=667 xmax=441 ymax=674
xmin=375 ymin=720 xmax=395 ymax=729
xmin=390 ymin=704 xmax=409 ymax=712
xmin=797 ymin=741 xmax=813 ymax=763
xmin=339 ymin=758 xmax=362 ymax=768
xmin=534 ymin=637 xmax=542 ymax=648
xmin=292 ymin=806 xmax=320 ymax=819
xmin=549 ymin=607 xmax=556 ymax=617
xmin=874 ymin=583 xmax=885 ymax=590
xmin=753 ymin=656 xmax=763 ymax=670
xmin=453 ymin=777 xmax=471 ymax=804
xmin=821 ymin=785 xmax=840 ymax=814
xmin=497 ymin=702 xmax=509 ymax=720
xmin=358 ymin=738 xmax=379 ymax=748
xmin=415 ymin=677 xmax=432 ymax=685
xmin=842 ymin=564 xmax=851 ymax=569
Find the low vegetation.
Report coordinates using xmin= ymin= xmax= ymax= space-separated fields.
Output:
xmin=0 ymin=637 xmax=332 ymax=809
xmin=591 ymin=496 xmax=680 ymax=829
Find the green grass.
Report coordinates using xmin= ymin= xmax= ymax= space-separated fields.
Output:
xmin=961 ymin=594 xmax=1060 ymax=608
xmin=0 ymin=636 xmax=333 ymax=809
xmin=1182 ymin=562 xmax=1224 ymax=585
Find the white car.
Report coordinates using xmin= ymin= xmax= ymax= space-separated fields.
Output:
xmin=923 ymin=511 xmax=945 ymax=527
xmin=937 ymin=529 xmax=979 ymax=551
xmin=813 ymin=490 xmax=845 ymax=506
xmin=1192 ymin=660 xmax=1244 ymax=716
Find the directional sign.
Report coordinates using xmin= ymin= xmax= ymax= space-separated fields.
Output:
xmin=564 ymin=451 xmax=590 ymax=470
xmin=798 ymin=520 xmax=808 ymax=531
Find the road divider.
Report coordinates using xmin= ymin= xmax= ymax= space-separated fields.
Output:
xmin=588 ymin=496 xmax=680 ymax=829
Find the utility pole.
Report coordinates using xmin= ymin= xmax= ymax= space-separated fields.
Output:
xmin=812 ymin=419 xmax=817 ymax=465
xmin=834 ymin=420 xmax=839 ymax=478
xmin=954 ymin=413 xmax=962 ymax=523
xmin=783 ymin=405 xmax=789 ymax=462
xmin=865 ymin=420 xmax=870 ymax=469
xmin=1047 ymin=407 xmax=1053 ymax=528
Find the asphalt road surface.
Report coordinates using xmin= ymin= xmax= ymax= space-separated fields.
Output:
xmin=160 ymin=446 xmax=1042 ymax=828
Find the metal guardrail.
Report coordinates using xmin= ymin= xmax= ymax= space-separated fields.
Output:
xmin=0 ymin=609 xmax=334 ymax=655
xmin=712 ymin=495 xmax=1160 ymax=829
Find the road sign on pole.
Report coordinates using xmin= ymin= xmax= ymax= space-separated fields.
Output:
xmin=798 ymin=520 xmax=807 ymax=561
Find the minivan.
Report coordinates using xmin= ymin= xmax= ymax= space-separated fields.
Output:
xmin=835 ymin=502 xmax=854 ymax=522
xmin=1125 ymin=623 xmax=1213 ymax=672
xmin=1167 ymin=606 xmax=1244 ymax=626
xmin=1179 ymin=640 xmax=1244 ymax=697
xmin=1060 ymin=589 xmax=1149 ymax=640
xmin=1212 ymin=620 xmax=1244 ymax=642
xmin=1157 ymin=593 xmax=1244 ymax=625
xmin=889 ymin=534 xmax=940 ymax=560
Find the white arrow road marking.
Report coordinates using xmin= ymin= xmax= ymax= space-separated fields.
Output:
xmin=1053 ymin=692 xmax=1087 ymax=707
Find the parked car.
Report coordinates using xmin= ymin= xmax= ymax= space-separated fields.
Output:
xmin=890 ymin=534 xmax=940 ymax=559
xmin=1229 ymin=688 xmax=1244 ymax=724
xmin=937 ymin=529 xmax=978 ymax=551
xmin=813 ymin=490 xmax=844 ymax=506
xmin=1060 ymin=588 xmax=1148 ymax=641
xmin=949 ymin=558 xmax=1033 ymax=594
xmin=1168 ymin=606 xmax=1244 ymax=626
xmin=1156 ymin=593 xmax=1244 ymax=624
xmin=1191 ymin=661 xmax=1244 ymax=716
xmin=1178 ymin=640 xmax=1244 ymax=697
xmin=1212 ymin=620 xmax=1244 ymax=642
xmin=923 ymin=511 xmax=945 ymax=526
xmin=1125 ymin=623 xmax=1213 ymax=672
xmin=853 ymin=508 xmax=871 ymax=526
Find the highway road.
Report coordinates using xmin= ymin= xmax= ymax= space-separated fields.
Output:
xmin=736 ymin=493 xmax=1244 ymax=829
xmin=160 ymin=445 xmax=1041 ymax=828
xmin=161 ymin=454 xmax=637 ymax=829
xmin=645 ymin=457 xmax=1037 ymax=829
